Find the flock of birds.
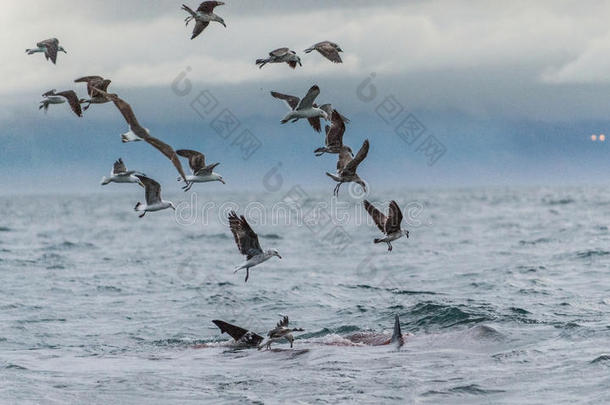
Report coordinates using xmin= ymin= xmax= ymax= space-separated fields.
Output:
xmin=26 ymin=2 xmax=409 ymax=349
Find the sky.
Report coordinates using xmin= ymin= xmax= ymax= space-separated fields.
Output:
xmin=2 ymin=0 xmax=610 ymax=194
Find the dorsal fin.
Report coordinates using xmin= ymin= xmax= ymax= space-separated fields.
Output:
xmin=390 ymin=315 xmax=404 ymax=347
xmin=212 ymin=320 xmax=264 ymax=347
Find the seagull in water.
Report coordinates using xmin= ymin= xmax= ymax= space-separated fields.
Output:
xmin=176 ymin=149 xmax=225 ymax=191
xmin=39 ymin=90 xmax=82 ymax=117
xmin=228 ymin=211 xmax=281 ymax=282
xmin=326 ymin=139 xmax=369 ymax=196
xmin=256 ymin=48 xmax=302 ymax=69
xmin=74 ymin=76 xmax=112 ymax=111
xmin=100 ymin=158 xmax=144 ymax=187
xmin=134 ymin=176 xmax=176 ymax=218
xmin=182 ymin=1 xmax=226 ymax=39
xmin=304 ymin=41 xmax=343 ymax=63
xmin=363 ymin=200 xmax=409 ymax=251
xmin=314 ymin=110 xmax=352 ymax=156
xmin=271 ymin=85 xmax=330 ymax=132
xmin=93 ymin=87 xmax=189 ymax=187
xmin=26 ymin=38 xmax=66 ymax=64
xmin=259 ymin=316 xmax=304 ymax=350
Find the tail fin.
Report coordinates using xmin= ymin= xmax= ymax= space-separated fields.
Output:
xmin=374 ymin=238 xmax=383 ymax=244
xmin=212 ymin=320 xmax=264 ymax=346
xmin=391 ymin=315 xmax=404 ymax=347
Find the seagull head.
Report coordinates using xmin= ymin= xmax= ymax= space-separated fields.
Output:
xmin=59 ymin=46 xmax=67 ymax=54
xmin=218 ymin=176 xmax=226 ymax=184
xmin=217 ymin=17 xmax=226 ymax=27
xmin=169 ymin=202 xmax=176 ymax=211
xmin=268 ymin=249 xmax=282 ymax=259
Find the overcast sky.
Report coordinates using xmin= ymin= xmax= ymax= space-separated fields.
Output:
xmin=2 ymin=0 xmax=610 ymax=193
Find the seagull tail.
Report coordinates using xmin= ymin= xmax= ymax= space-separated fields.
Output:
xmin=325 ymin=172 xmax=341 ymax=182
xmin=39 ymin=100 xmax=50 ymax=112
xmin=255 ymin=58 xmax=268 ymax=68
xmin=304 ymin=47 xmax=314 ymax=53
xmin=374 ymin=238 xmax=383 ymax=244
xmin=100 ymin=176 xmax=110 ymax=186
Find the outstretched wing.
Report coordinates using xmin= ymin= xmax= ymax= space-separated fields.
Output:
xmin=176 ymin=149 xmax=205 ymax=174
xmin=385 ymin=200 xmax=403 ymax=234
xmin=364 ymin=200 xmax=387 ymax=234
xmin=145 ymin=136 xmax=188 ymax=183
xmin=316 ymin=42 xmax=342 ymax=63
xmin=212 ymin=320 xmax=264 ymax=346
xmin=136 ymin=175 xmax=162 ymax=205
xmin=326 ymin=110 xmax=346 ymax=147
xmin=198 ymin=1 xmax=224 ymax=13
xmin=56 ymin=90 xmax=82 ymax=117
xmin=270 ymin=47 xmax=289 ymax=57
xmin=191 ymin=20 xmax=209 ymax=39
xmin=345 ymin=139 xmax=369 ymax=173
xmin=307 ymin=117 xmax=321 ymax=133
xmin=38 ymin=38 xmax=59 ymax=64
xmin=270 ymin=91 xmax=299 ymax=110
xmin=276 ymin=315 xmax=289 ymax=329
xmin=337 ymin=148 xmax=353 ymax=171
xmin=93 ymin=88 xmax=147 ymax=137
xmin=297 ymin=85 xmax=320 ymax=110
xmin=228 ymin=211 xmax=263 ymax=259
xmin=113 ymin=158 xmax=127 ymax=175
xmin=75 ymin=76 xmax=108 ymax=96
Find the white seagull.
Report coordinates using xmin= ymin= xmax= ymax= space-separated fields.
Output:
xmin=304 ymin=41 xmax=343 ymax=63
xmin=39 ymin=89 xmax=82 ymax=117
xmin=256 ymin=48 xmax=302 ymax=69
xmin=258 ymin=316 xmax=304 ymax=350
xmin=228 ymin=211 xmax=281 ymax=282
xmin=26 ymin=38 xmax=66 ymax=64
xmin=363 ymin=200 xmax=409 ymax=251
xmin=326 ymin=139 xmax=369 ymax=196
xmin=93 ymin=87 xmax=189 ymax=187
xmin=182 ymin=1 xmax=226 ymax=39
xmin=134 ymin=175 xmax=176 ymax=218
xmin=314 ymin=110 xmax=352 ymax=156
xmin=176 ymin=149 xmax=225 ymax=191
xmin=100 ymin=158 xmax=144 ymax=187
xmin=74 ymin=76 xmax=112 ymax=111
xmin=271 ymin=85 xmax=330 ymax=132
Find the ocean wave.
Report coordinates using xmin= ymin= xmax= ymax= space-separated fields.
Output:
xmin=407 ymin=302 xmax=494 ymax=329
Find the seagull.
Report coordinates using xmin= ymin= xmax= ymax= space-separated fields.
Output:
xmin=39 ymin=90 xmax=82 ymax=117
xmin=271 ymin=85 xmax=330 ymax=132
xmin=304 ymin=41 xmax=343 ymax=63
xmin=74 ymin=76 xmax=112 ymax=111
xmin=182 ymin=1 xmax=226 ymax=39
xmin=314 ymin=110 xmax=352 ymax=156
xmin=256 ymin=48 xmax=302 ymax=69
xmin=93 ymin=87 xmax=189 ymax=186
xmin=363 ymin=200 xmax=409 ymax=251
xmin=133 ymin=175 xmax=176 ymax=218
xmin=228 ymin=211 xmax=281 ymax=282
xmin=26 ymin=38 xmax=66 ymax=64
xmin=100 ymin=158 xmax=144 ymax=187
xmin=258 ymin=316 xmax=304 ymax=350
xmin=176 ymin=149 xmax=225 ymax=191
xmin=326 ymin=139 xmax=369 ymax=196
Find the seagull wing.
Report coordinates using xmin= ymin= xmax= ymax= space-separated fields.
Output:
xmin=113 ymin=158 xmax=127 ymax=175
xmin=297 ymin=85 xmax=320 ymax=110
xmin=198 ymin=1 xmax=224 ymax=13
xmin=344 ymin=139 xmax=369 ymax=173
xmin=191 ymin=20 xmax=209 ymax=39
xmin=136 ymin=175 xmax=162 ymax=205
xmin=326 ymin=110 xmax=346 ymax=147
xmin=38 ymin=38 xmax=59 ymax=64
xmin=74 ymin=76 xmax=104 ymax=96
xmin=176 ymin=149 xmax=206 ymax=174
xmin=270 ymin=47 xmax=289 ymax=57
xmin=144 ymin=136 xmax=189 ymax=184
xmin=93 ymin=88 xmax=148 ymax=137
xmin=196 ymin=162 xmax=219 ymax=176
xmin=385 ymin=200 xmax=403 ymax=234
xmin=56 ymin=90 xmax=82 ymax=117
xmin=307 ymin=117 xmax=321 ymax=133
xmin=270 ymin=91 xmax=299 ymax=110
xmin=316 ymin=42 xmax=343 ymax=63
xmin=337 ymin=148 xmax=353 ymax=171
xmin=228 ymin=211 xmax=263 ymax=259
xmin=364 ymin=200 xmax=387 ymax=234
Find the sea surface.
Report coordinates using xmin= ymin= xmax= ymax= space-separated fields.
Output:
xmin=1 ymin=187 xmax=609 ymax=404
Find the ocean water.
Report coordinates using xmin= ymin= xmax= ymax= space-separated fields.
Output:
xmin=1 ymin=187 xmax=609 ymax=404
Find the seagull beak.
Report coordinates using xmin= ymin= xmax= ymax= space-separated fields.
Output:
xmin=277 ymin=254 xmax=282 ymax=259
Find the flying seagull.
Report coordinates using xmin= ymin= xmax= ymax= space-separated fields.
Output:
xmin=271 ymin=85 xmax=330 ymax=132
xmin=228 ymin=211 xmax=281 ymax=282
xmin=304 ymin=41 xmax=343 ymax=63
xmin=182 ymin=1 xmax=226 ymax=39
xmin=256 ymin=48 xmax=302 ymax=69
xmin=363 ymin=200 xmax=409 ymax=251
xmin=326 ymin=139 xmax=369 ymax=196
xmin=26 ymin=38 xmax=66 ymax=64
xmin=314 ymin=110 xmax=352 ymax=156
xmin=259 ymin=316 xmax=304 ymax=350
xmin=176 ymin=149 xmax=225 ymax=191
xmin=100 ymin=158 xmax=144 ymax=187
xmin=74 ymin=76 xmax=112 ymax=111
xmin=134 ymin=175 xmax=176 ymax=218
xmin=93 ymin=87 xmax=189 ymax=186
xmin=39 ymin=89 xmax=82 ymax=117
